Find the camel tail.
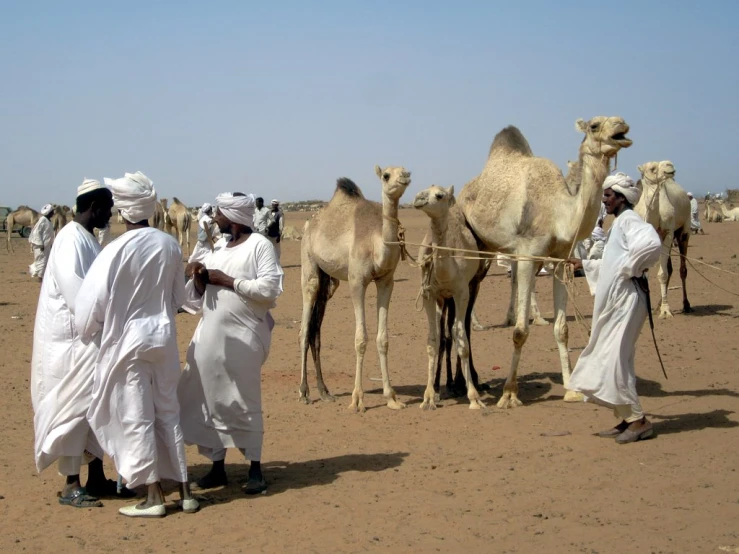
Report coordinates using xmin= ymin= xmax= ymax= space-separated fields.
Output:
xmin=307 ymin=268 xmax=332 ymax=353
xmin=488 ymin=126 xmax=533 ymax=160
xmin=335 ymin=178 xmax=364 ymax=199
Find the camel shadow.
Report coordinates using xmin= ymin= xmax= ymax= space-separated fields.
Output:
xmin=636 ymin=377 xmax=739 ymax=399
xmin=187 ymin=452 xmax=408 ymax=505
xmin=681 ymin=304 xmax=735 ymax=317
xmin=650 ymin=409 xmax=738 ymax=435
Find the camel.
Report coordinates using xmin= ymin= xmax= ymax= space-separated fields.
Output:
xmin=5 ymin=206 xmax=39 ymax=252
xmin=151 ymin=199 xmax=166 ymax=230
xmin=298 ymin=165 xmax=411 ymax=412
xmin=634 ymin=161 xmax=692 ymax=318
xmin=414 ymin=185 xmax=487 ymax=410
xmin=717 ymin=199 xmax=739 ymax=221
xmin=51 ymin=205 xmax=68 ymax=235
xmin=165 ymin=197 xmax=191 ymax=255
xmin=457 ymin=116 xmax=632 ymax=408
xmin=704 ymin=201 xmax=724 ymax=223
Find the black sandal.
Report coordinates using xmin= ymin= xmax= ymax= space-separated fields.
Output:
xmin=58 ymin=487 xmax=103 ymax=508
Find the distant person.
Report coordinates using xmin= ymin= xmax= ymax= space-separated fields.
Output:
xmin=28 ymin=204 xmax=55 ymax=280
xmin=188 ymin=203 xmax=215 ymax=263
xmin=179 ymin=192 xmax=283 ymax=495
xmin=688 ymin=192 xmax=703 ymax=235
xmin=75 ymin=171 xmax=197 ymax=518
xmin=266 ymin=199 xmax=284 ymax=260
xmin=31 ymin=179 xmax=127 ymax=508
xmin=566 ymin=173 xmax=662 ymax=444
xmin=252 ymin=196 xmax=270 ymax=236
xmin=97 ymin=222 xmax=111 ymax=246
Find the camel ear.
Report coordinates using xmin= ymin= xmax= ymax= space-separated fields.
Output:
xmin=637 ymin=164 xmax=644 ymax=174
xmin=575 ymin=119 xmax=588 ymax=133
xmin=447 ymin=185 xmax=454 ymax=197
xmin=374 ymin=165 xmax=382 ymax=178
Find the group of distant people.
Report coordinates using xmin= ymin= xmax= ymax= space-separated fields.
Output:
xmin=31 ymin=172 xmax=284 ymax=517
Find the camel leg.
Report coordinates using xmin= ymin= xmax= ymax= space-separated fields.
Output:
xmin=375 ymin=276 xmax=405 ymax=410
xmin=298 ymin=262 xmax=321 ymax=404
xmin=471 ymin=309 xmax=488 ymax=332
xmin=497 ymin=260 xmax=535 ymax=408
xmin=504 ymin=261 xmax=518 ymax=326
xmin=421 ymin=296 xmax=441 ymax=410
xmin=434 ymin=300 xmax=452 ymax=402
xmin=657 ymin=236 xmax=674 ymax=319
xmin=551 ymin=264 xmax=581 ymax=403
xmin=530 ymin=290 xmax=549 ymax=326
xmin=348 ymin=278 xmax=369 ymax=413
xmin=677 ymin=232 xmax=692 ymax=313
xmin=311 ymin=273 xmax=337 ymax=402
xmin=452 ymin=290 xmax=485 ymax=410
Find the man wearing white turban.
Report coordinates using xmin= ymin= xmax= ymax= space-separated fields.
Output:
xmin=687 ymin=192 xmax=703 ymax=235
xmin=566 ymin=172 xmax=662 ymax=444
xmin=188 ymin=203 xmax=215 ymax=263
xmin=179 ymin=192 xmax=283 ymax=494
xmin=266 ymin=199 xmax=285 ymax=261
xmin=75 ymin=171 xmax=198 ymax=517
xmin=28 ymin=204 xmax=56 ymax=280
xmin=31 ymin=180 xmax=125 ymax=508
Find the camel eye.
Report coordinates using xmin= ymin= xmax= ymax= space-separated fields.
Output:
xmin=590 ymin=124 xmax=599 ymax=131
xmin=383 ymin=173 xmax=390 ymax=181
xmin=435 ymin=192 xmax=444 ymax=200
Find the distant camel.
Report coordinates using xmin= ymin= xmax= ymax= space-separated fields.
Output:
xmin=5 ymin=206 xmax=39 ymax=252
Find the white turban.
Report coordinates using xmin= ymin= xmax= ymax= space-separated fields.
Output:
xmin=104 ymin=171 xmax=157 ymax=223
xmin=40 ymin=204 xmax=54 ymax=217
xmin=271 ymin=199 xmax=280 ymax=205
xmin=591 ymin=226 xmax=607 ymax=242
xmin=687 ymin=192 xmax=694 ymax=198
xmin=603 ymin=172 xmax=641 ymax=205
xmin=78 ymin=178 xmax=103 ymax=196
xmin=216 ymin=193 xmax=256 ymax=226
xmin=201 ymin=202 xmax=213 ymax=214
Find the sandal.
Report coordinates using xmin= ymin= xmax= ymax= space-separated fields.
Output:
xmin=242 ymin=477 xmax=267 ymax=495
xmin=58 ymin=487 xmax=103 ymax=508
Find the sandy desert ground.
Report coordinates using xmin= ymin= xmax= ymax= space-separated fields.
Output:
xmin=1 ymin=208 xmax=739 ymax=554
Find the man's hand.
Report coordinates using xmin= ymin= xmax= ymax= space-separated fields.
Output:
xmin=185 ymin=262 xmax=205 ymax=279
xmin=207 ymin=269 xmax=235 ymax=290
xmin=566 ymin=258 xmax=583 ymax=271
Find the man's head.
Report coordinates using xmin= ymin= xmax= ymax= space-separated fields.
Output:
xmin=214 ymin=192 xmax=255 ymax=235
xmin=256 ymin=197 xmax=264 ymax=209
xmin=75 ymin=179 xmax=115 ymax=229
xmin=201 ymin=202 xmax=213 ymax=216
xmin=271 ymin=199 xmax=280 ymax=211
xmin=602 ymin=172 xmax=641 ymax=215
xmin=40 ymin=204 xmax=54 ymax=219
xmin=103 ymin=171 xmax=157 ymax=226
xmin=687 ymin=192 xmax=694 ymax=200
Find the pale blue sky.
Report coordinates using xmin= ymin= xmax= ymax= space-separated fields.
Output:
xmin=1 ymin=1 xmax=737 ymax=208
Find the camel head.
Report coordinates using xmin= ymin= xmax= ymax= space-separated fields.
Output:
xmin=575 ymin=116 xmax=632 ymax=158
xmin=413 ymin=185 xmax=455 ymax=218
xmin=374 ymin=165 xmax=411 ymax=201
xmin=160 ymin=198 xmax=168 ymax=210
xmin=637 ymin=161 xmax=661 ymax=186
xmin=658 ymin=160 xmax=676 ymax=180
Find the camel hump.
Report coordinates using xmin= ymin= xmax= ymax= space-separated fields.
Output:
xmin=336 ymin=178 xmax=364 ymax=199
xmin=488 ymin=126 xmax=533 ymax=159
xmin=172 ymin=197 xmax=184 ymax=205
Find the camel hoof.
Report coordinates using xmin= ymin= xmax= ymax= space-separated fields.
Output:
xmin=532 ymin=318 xmax=550 ymax=326
xmin=563 ymin=390 xmax=584 ymax=403
xmin=496 ymin=394 xmax=522 ymax=409
xmin=348 ymin=402 xmax=365 ymax=413
xmin=659 ymin=309 xmax=674 ymax=319
xmin=387 ymin=399 xmax=406 ymax=410
xmin=683 ymin=305 xmax=693 ymax=314
xmin=299 ymin=395 xmax=310 ymax=405
xmin=319 ymin=393 xmax=336 ymax=403
xmin=469 ymin=399 xmax=487 ymax=410
xmin=420 ymin=401 xmax=436 ymax=411
xmin=433 ymin=393 xmax=441 ymax=404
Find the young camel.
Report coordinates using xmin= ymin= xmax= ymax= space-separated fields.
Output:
xmin=414 ymin=185 xmax=486 ymax=410
xmin=5 ymin=206 xmax=39 ymax=252
xmin=299 ymin=166 xmax=411 ymax=412
xmin=458 ymin=116 xmax=632 ymax=408
xmin=634 ymin=160 xmax=692 ymax=317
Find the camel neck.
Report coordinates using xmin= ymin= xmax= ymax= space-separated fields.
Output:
xmin=429 ymin=214 xmax=448 ymax=248
xmin=574 ymin=151 xmax=611 ymax=240
xmin=381 ymin=195 xmax=400 ymax=245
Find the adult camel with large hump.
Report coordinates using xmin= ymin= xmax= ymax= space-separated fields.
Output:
xmin=634 ymin=160 xmax=692 ymax=318
xmin=5 ymin=206 xmax=39 ymax=252
xmin=457 ymin=116 xmax=632 ymax=408
xmin=299 ymin=165 xmax=411 ymax=412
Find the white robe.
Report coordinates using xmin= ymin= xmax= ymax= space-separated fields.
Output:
xmin=31 ymin=222 xmax=103 ymax=472
xmin=178 ymin=234 xmax=283 ymax=461
xmin=75 ymin=227 xmax=188 ymax=488
xmin=252 ymin=206 xmax=270 ymax=235
xmin=97 ymin=223 xmax=111 ymax=247
xmin=188 ymin=214 xmax=214 ymax=263
xmin=690 ymin=198 xmax=701 ymax=231
xmin=28 ymin=217 xmax=54 ymax=277
xmin=567 ymin=210 xmax=662 ymax=407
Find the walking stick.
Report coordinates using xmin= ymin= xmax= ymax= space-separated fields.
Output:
xmin=633 ymin=274 xmax=668 ymax=379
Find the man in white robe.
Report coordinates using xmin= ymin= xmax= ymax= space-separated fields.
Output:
xmin=688 ymin=193 xmax=703 ymax=234
xmin=96 ymin=222 xmax=112 ymax=246
xmin=28 ymin=204 xmax=55 ymax=280
xmin=252 ymin=196 xmax=270 ymax=235
xmin=188 ymin=203 xmax=215 ymax=263
xmin=75 ymin=171 xmax=198 ymax=517
xmin=266 ymin=199 xmax=285 ymax=260
xmin=32 ymin=180 xmax=124 ymax=508
xmin=567 ymin=173 xmax=662 ymax=444
xmin=179 ymin=192 xmax=283 ymax=494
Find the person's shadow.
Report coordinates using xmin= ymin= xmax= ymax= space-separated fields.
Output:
xmin=188 ymin=452 xmax=408 ymax=506
xmin=650 ymin=409 xmax=738 ymax=435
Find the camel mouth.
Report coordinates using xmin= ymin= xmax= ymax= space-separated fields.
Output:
xmin=610 ymin=132 xmax=632 ymax=147
xmin=413 ymin=198 xmax=428 ymax=209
